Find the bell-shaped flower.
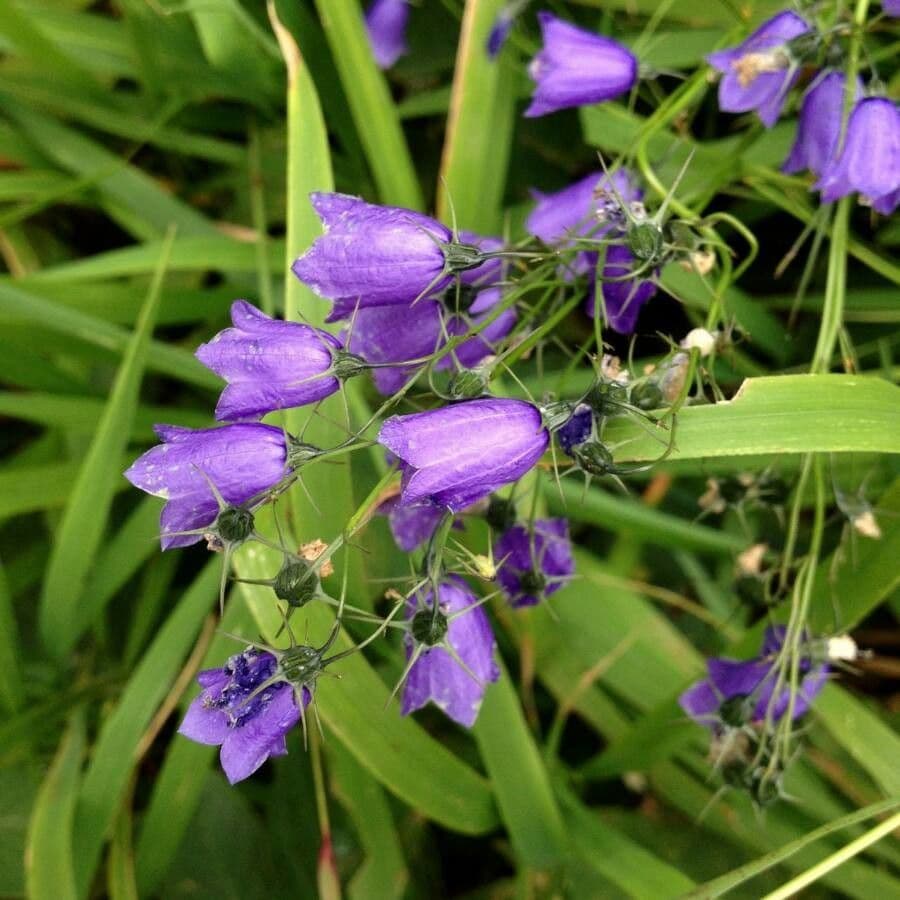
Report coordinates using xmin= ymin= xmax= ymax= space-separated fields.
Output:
xmin=817 ymin=97 xmax=900 ymax=214
xmin=493 ymin=518 xmax=574 ymax=607
xmin=378 ymin=398 xmax=549 ymax=511
xmin=679 ymin=626 xmax=829 ymax=732
xmin=365 ymin=0 xmax=409 ymax=69
xmin=525 ymin=12 xmax=638 ymax=118
xmin=179 ymin=647 xmax=310 ymax=784
xmin=707 ymin=11 xmax=810 ymax=127
xmin=783 ymin=72 xmax=860 ymax=177
xmin=196 ymin=301 xmax=342 ymax=422
xmin=402 ymin=576 xmax=499 ymax=726
xmin=124 ymin=423 xmax=289 ymax=549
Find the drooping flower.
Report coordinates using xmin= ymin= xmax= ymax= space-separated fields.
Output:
xmin=196 ymin=301 xmax=342 ymax=422
xmin=365 ymin=0 xmax=409 ymax=69
xmin=707 ymin=11 xmax=811 ymax=127
xmin=587 ymin=244 xmax=658 ymax=334
xmin=493 ymin=518 xmax=574 ymax=607
xmin=402 ymin=576 xmax=499 ymax=726
xmin=347 ymin=300 xmax=444 ymax=395
xmin=378 ymin=398 xmax=549 ymax=511
xmin=817 ymin=97 xmax=900 ymax=214
xmin=526 ymin=169 xmax=641 ymax=277
xmin=124 ymin=423 xmax=289 ymax=549
xmin=679 ymin=626 xmax=829 ymax=732
xmin=179 ymin=647 xmax=310 ymax=784
xmin=525 ymin=12 xmax=638 ymax=118
xmin=782 ymin=72 xmax=859 ymax=177
xmin=292 ymin=194 xmax=494 ymax=321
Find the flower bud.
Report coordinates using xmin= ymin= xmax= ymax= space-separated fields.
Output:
xmin=331 ymin=349 xmax=368 ymax=381
xmin=629 ymin=381 xmax=663 ymax=410
xmin=627 ymin=222 xmax=664 ymax=262
xmin=216 ymin=506 xmax=255 ymax=544
xmin=572 ymin=440 xmax=614 ymax=476
xmin=586 ymin=379 xmax=629 ymax=417
xmin=448 ymin=368 xmax=489 ymax=400
xmin=279 ymin=644 xmax=325 ymax=684
xmin=274 ymin=559 xmax=319 ymax=608
xmin=411 ymin=608 xmax=449 ymax=646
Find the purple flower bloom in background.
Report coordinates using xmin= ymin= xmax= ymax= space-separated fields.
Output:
xmin=556 ymin=403 xmax=592 ymax=455
xmin=679 ymin=626 xmax=828 ymax=731
xmin=884 ymin=0 xmax=900 ymax=16
xmin=707 ymin=11 xmax=810 ymax=127
xmin=439 ymin=287 xmax=517 ymax=370
xmin=494 ymin=518 xmax=574 ymax=607
xmin=526 ymin=12 xmax=638 ymax=117
xmin=292 ymin=193 xmax=452 ymax=319
xmin=527 ymin=169 xmax=642 ymax=277
xmin=378 ymin=496 xmax=448 ymax=551
xmin=379 ymin=398 xmax=549 ymax=511
xmin=402 ymin=576 xmax=499 ymax=726
xmin=124 ymin=424 xmax=288 ymax=549
xmin=587 ymin=244 xmax=658 ymax=334
xmin=783 ymin=72 xmax=860 ymax=177
xmin=347 ymin=300 xmax=443 ymax=395
xmin=365 ymin=0 xmax=409 ymax=69
xmin=817 ymin=97 xmax=900 ymax=214
xmin=196 ymin=301 xmax=341 ymax=422
xmin=179 ymin=648 xmax=310 ymax=784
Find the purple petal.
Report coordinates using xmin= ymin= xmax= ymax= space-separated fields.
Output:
xmin=439 ymin=288 xmax=517 ymax=371
xmin=493 ymin=518 xmax=574 ymax=607
xmin=591 ymin=245 xmax=657 ymax=334
xmin=402 ymin=577 xmax=499 ymax=726
xmin=347 ymin=300 xmax=443 ymax=395
xmin=382 ymin=498 xmax=447 ymax=551
xmin=219 ymin=684 xmax=304 ymax=784
xmin=457 ymin=231 xmax=504 ymax=287
xmin=556 ymin=404 xmax=592 ymax=455
xmin=678 ymin=678 xmax=720 ymax=725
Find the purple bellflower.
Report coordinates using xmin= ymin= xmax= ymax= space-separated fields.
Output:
xmin=365 ymin=0 xmax=409 ymax=70
xmin=292 ymin=194 xmax=497 ymax=321
xmin=378 ymin=398 xmax=549 ymax=511
xmin=817 ymin=97 xmax=900 ymax=214
xmin=707 ymin=11 xmax=810 ymax=128
xmin=494 ymin=518 xmax=574 ymax=607
xmin=526 ymin=12 xmax=638 ymax=118
xmin=884 ymin=0 xmax=900 ymax=15
xmin=196 ymin=301 xmax=342 ymax=422
xmin=527 ymin=169 xmax=642 ymax=277
xmin=783 ymin=72 xmax=860 ymax=177
xmin=402 ymin=576 xmax=499 ymax=726
xmin=124 ymin=423 xmax=289 ymax=549
xmin=378 ymin=496 xmax=448 ymax=552
xmin=458 ymin=231 xmax=504 ymax=287
xmin=679 ymin=626 xmax=829 ymax=732
xmin=587 ymin=244 xmax=658 ymax=334
xmin=179 ymin=647 xmax=310 ymax=784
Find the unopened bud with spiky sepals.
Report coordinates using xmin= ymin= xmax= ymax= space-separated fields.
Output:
xmin=448 ymin=368 xmax=490 ymax=400
xmin=273 ymin=558 xmax=320 ymax=608
xmin=331 ymin=349 xmax=369 ymax=381
xmin=627 ymin=221 xmax=665 ymax=264
xmin=585 ymin=378 xmax=629 ymax=419
xmin=540 ymin=399 xmax=575 ymax=433
xmin=214 ymin=505 xmax=255 ymax=545
xmin=572 ymin=440 xmax=615 ymax=476
xmin=629 ymin=381 xmax=663 ymax=411
xmin=411 ymin=608 xmax=449 ymax=646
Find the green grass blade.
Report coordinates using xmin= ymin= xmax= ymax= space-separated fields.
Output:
xmin=472 ymin=659 xmax=568 ymax=870
xmin=607 ymin=375 xmax=900 ymax=463
xmin=26 ymin=712 xmax=85 ymax=900
xmin=436 ymin=0 xmax=516 ymax=232
xmin=329 ymin=739 xmax=409 ymax=900
xmin=38 ymin=230 xmax=174 ymax=655
xmin=684 ymin=797 xmax=900 ymax=899
xmin=311 ymin=0 xmax=422 ymax=209
xmin=107 ymin=803 xmax=139 ymax=900
xmin=72 ymin=559 xmax=219 ymax=896
xmin=0 ymin=560 xmax=23 ymax=714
